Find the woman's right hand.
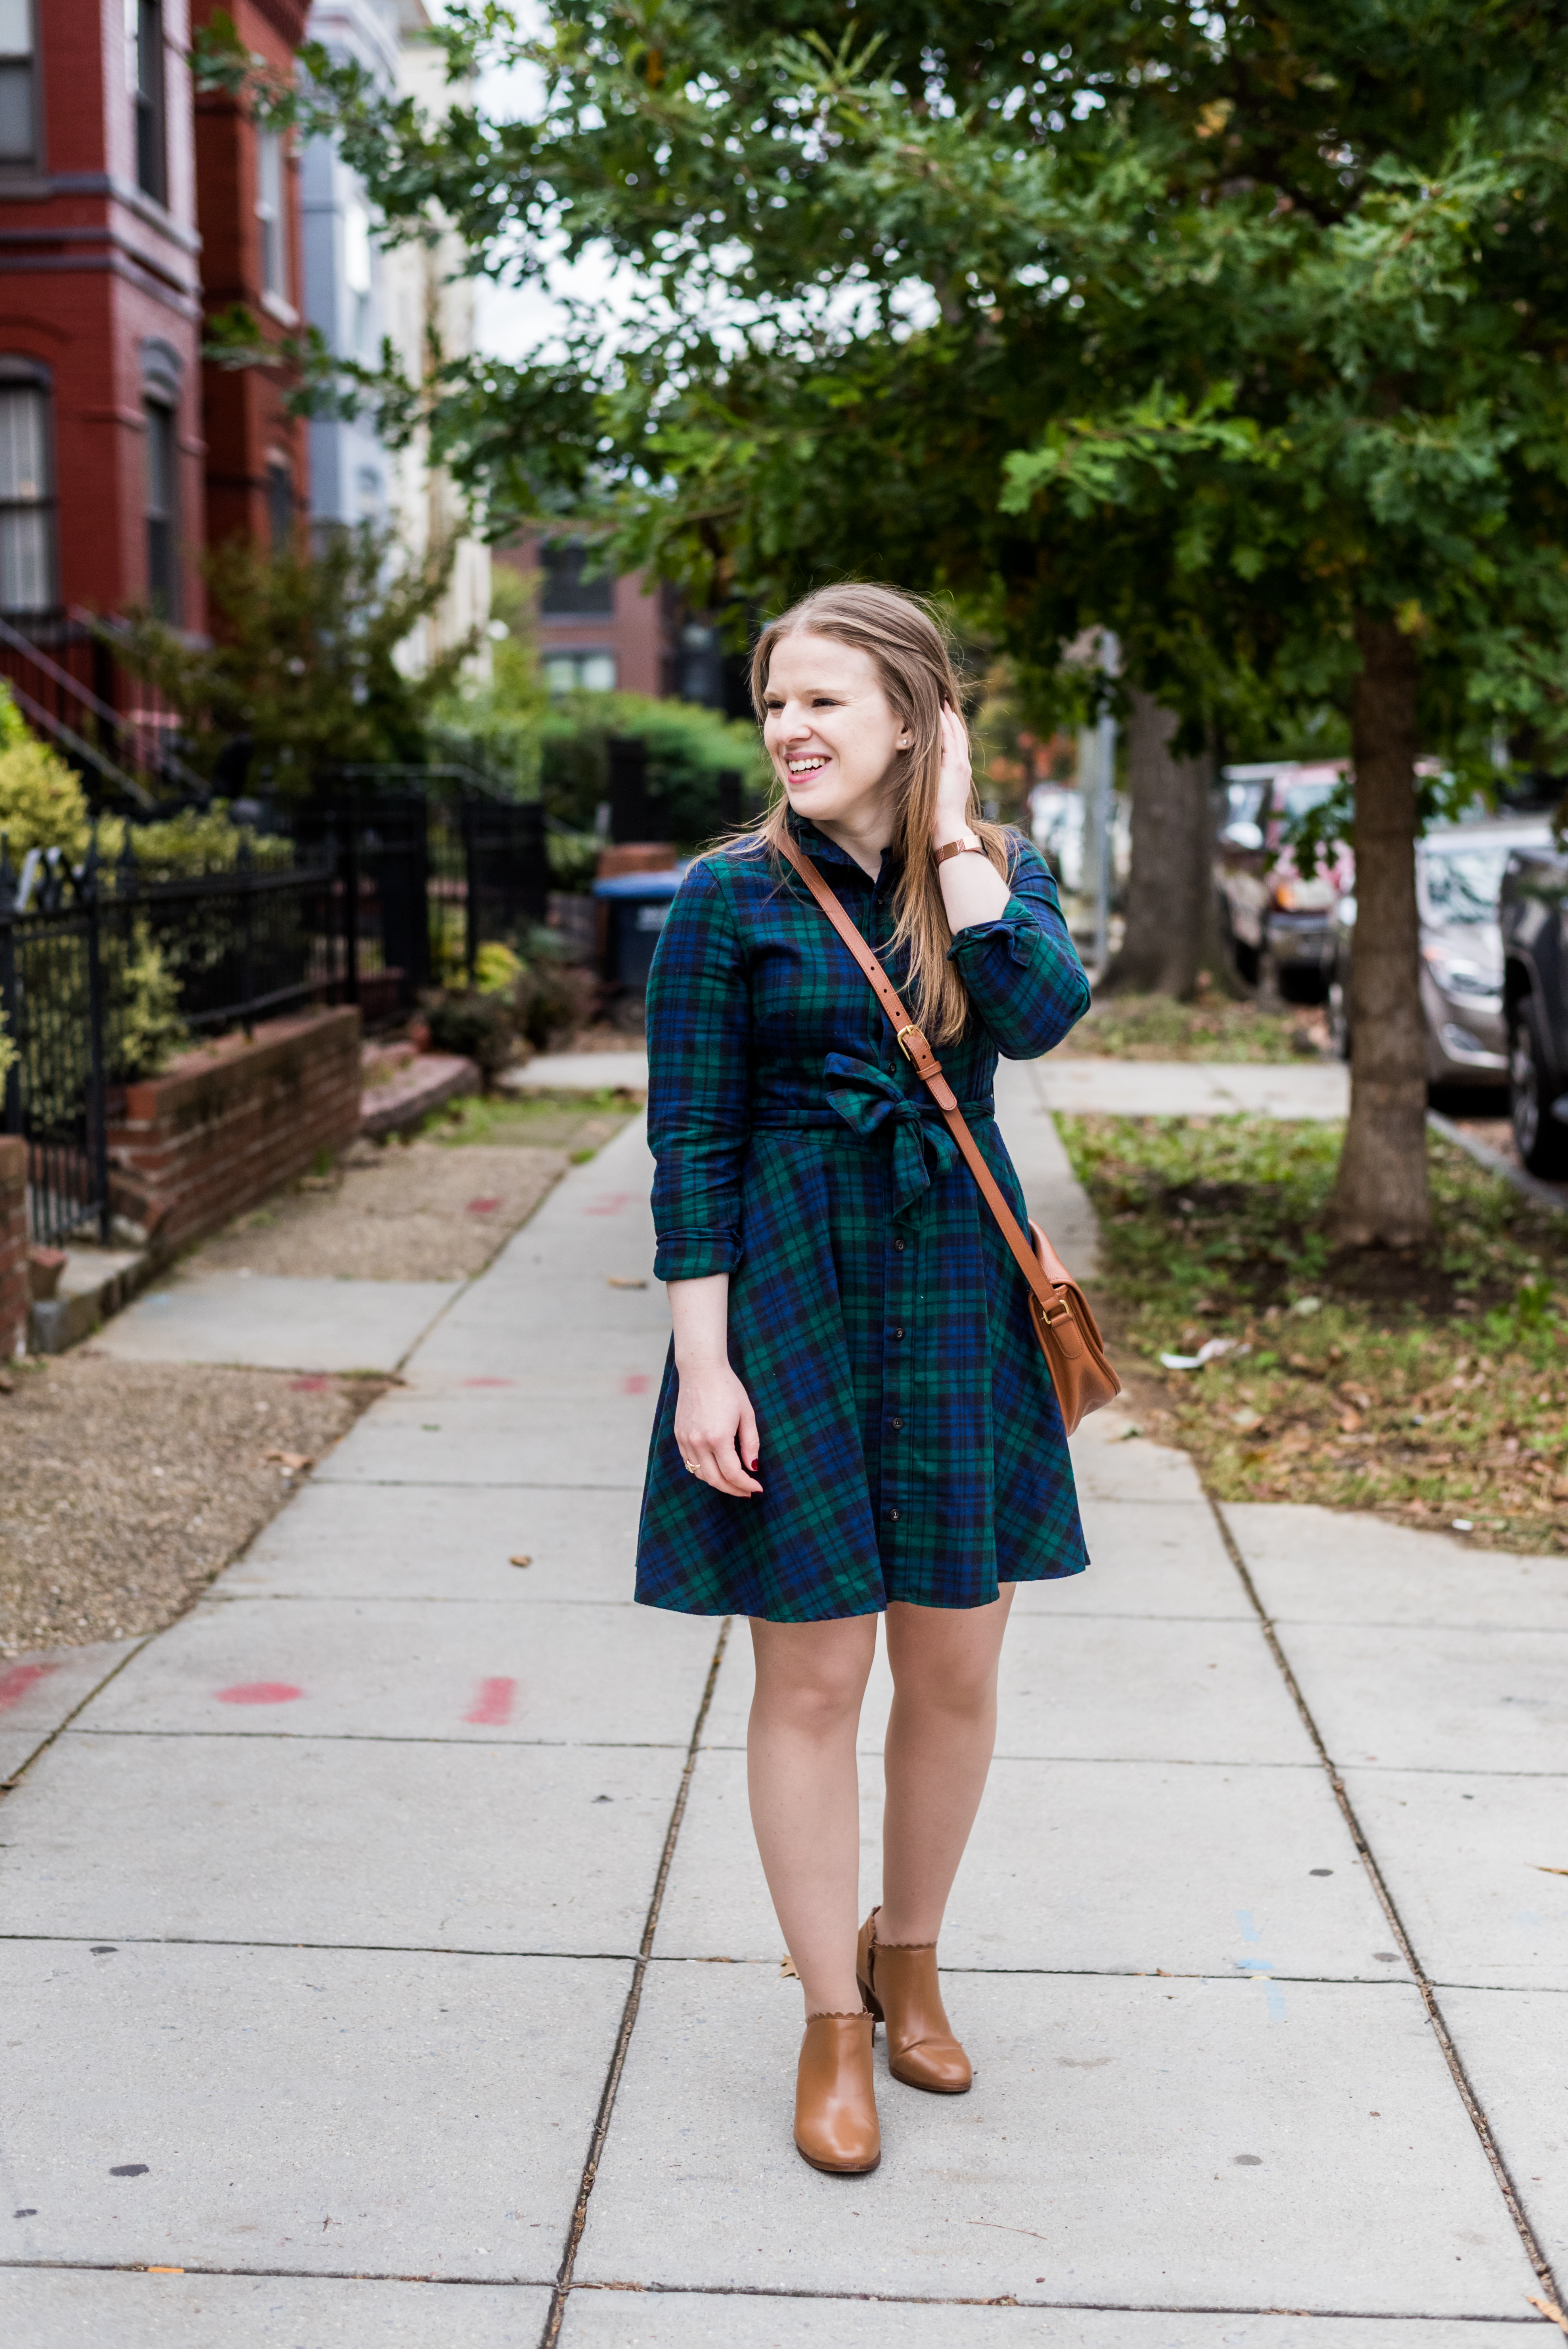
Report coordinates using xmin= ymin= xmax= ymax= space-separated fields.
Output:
xmin=674 ymin=1357 xmax=763 ymax=1497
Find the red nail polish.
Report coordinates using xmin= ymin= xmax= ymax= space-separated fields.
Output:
xmin=749 ymin=1460 xmax=759 ymax=1472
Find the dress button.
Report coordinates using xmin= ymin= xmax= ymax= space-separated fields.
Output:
xmin=890 ymin=1416 xmax=904 ymax=1430
xmin=892 ymin=1327 xmax=905 ymax=1340
xmin=893 ymin=1239 xmax=906 ymax=1252
xmin=886 ymin=1508 xmax=900 ymax=1522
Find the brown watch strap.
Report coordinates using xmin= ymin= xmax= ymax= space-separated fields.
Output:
xmin=774 ymin=831 xmax=1066 ymax=1318
xmin=933 ymin=837 xmax=986 ymax=864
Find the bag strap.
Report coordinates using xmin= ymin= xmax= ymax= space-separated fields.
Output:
xmin=775 ymin=830 xmax=1072 ymax=1327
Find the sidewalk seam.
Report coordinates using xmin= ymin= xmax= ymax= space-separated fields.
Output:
xmin=0 ymin=1636 xmax=156 ymax=1798
xmin=1206 ymin=1491 xmax=1560 ymax=2304
xmin=540 ymin=1615 xmax=732 ymax=2349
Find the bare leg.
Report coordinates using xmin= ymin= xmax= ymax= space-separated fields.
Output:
xmin=878 ymin=1586 xmax=1016 ymax=1946
xmin=747 ymin=1614 xmax=878 ymax=2017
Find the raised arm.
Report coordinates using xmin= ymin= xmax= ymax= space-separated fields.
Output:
xmin=946 ymin=840 xmax=1092 ymax=1061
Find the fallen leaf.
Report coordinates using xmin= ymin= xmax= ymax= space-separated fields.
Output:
xmin=1338 ymin=1410 xmax=1362 ymax=1435
xmin=1528 ymin=2295 xmax=1568 ymax=2338
xmin=262 ymin=1449 xmax=312 ymax=1473
xmin=509 ymin=1554 xmax=533 ymax=1569
xmin=1534 ymin=1865 xmax=1568 ymax=1878
xmin=606 ymin=1276 xmax=649 ymax=1290
xmin=779 ymin=1954 xmax=798 ymax=1979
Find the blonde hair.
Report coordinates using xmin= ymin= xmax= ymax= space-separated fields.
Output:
xmin=745 ymin=583 xmax=1011 ymax=1046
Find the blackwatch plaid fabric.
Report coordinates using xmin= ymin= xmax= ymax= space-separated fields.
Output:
xmin=635 ymin=812 xmax=1093 ymax=1622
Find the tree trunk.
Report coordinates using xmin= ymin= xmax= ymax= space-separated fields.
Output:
xmin=1103 ymin=687 xmax=1224 ymax=996
xmin=1327 ymin=615 xmax=1430 ymax=1248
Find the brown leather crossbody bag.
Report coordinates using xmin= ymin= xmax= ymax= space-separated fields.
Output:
xmin=776 ymin=831 xmax=1121 ymax=1436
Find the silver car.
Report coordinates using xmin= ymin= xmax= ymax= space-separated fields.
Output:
xmin=1327 ymin=817 xmax=1553 ymax=1087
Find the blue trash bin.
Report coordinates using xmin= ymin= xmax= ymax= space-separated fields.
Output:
xmin=592 ymin=869 xmax=684 ymax=992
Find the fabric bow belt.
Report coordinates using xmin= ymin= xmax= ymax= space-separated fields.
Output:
xmin=822 ymin=1054 xmax=965 ymax=1220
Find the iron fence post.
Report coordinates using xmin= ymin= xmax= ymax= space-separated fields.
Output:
xmin=81 ymin=829 xmax=112 ymax=1244
xmin=341 ymin=810 xmax=360 ymax=1008
xmin=461 ymin=793 xmax=479 ymax=982
xmin=0 ymin=832 xmax=18 ymax=1137
xmin=237 ymin=833 xmax=255 ymax=1039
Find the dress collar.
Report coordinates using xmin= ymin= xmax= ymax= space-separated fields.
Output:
xmin=786 ymin=809 xmax=898 ymax=890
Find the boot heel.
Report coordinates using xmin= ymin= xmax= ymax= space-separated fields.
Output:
xmin=856 ymin=1971 xmax=884 ymax=2024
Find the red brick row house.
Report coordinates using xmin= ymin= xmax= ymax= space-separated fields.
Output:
xmin=0 ymin=0 xmax=308 ymax=739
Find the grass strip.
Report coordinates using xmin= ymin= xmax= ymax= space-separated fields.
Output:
xmin=1059 ymin=990 xmax=1328 ymax=1063
xmin=1060 ymin=1112 xmax=1568 ymax=1552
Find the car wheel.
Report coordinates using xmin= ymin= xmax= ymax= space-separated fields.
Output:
xmin=1327 ymin=971 xmax=1351 ymax=1061
xmin=1509 ymin=997 xmax=1568 ymax=1177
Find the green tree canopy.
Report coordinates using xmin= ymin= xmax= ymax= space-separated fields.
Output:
xmin=209 ymin=1 xmax=1568 ymax=1241
xmin=118 ymin=524 xmax=473 ymax=797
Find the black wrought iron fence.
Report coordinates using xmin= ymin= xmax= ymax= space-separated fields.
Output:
xmin=0 ymin=837 xmax=336 ymax=1248
xmin=1 ymin=775 xmax=557 ymax=1250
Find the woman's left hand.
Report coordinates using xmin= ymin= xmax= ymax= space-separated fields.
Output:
xmin=930 ymin=703 xmax=977 ymax=852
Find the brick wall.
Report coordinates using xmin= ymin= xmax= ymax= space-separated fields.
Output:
xmin=107 ymin=1007 xmax=362 ymax=1257
xmin=0 ymin=1137 xmax=26 ymax=1360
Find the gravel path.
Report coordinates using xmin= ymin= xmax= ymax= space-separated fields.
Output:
xmin=0 ymin=1359 xmax=380 ymax=1656
xmin=186 ymin=1140 xmax=569 ymax=1283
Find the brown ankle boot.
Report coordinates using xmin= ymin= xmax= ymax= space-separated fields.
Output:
xmin=856 ymin=1907 xmax=972 ymax=2094
xmin=793 ymin=2012 xmax=881 ymax=2173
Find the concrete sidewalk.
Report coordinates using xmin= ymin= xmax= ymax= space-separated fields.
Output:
xmin=0 ymin=1097 xmax=1562 ymax=2347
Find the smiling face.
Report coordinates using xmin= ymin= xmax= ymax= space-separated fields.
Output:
xmin=760 ymin=632 xmax=911 ymax=840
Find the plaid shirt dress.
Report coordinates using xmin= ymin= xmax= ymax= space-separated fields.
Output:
xmin=635 ymin=814 xmax=1093 ymax=1623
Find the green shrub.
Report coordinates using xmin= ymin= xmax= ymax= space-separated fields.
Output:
xmin=117 ymin=926 xmax=189 ymax=1078
xmin=473 ymin=940 xmax=525 ymax=997
xmin=541 ymin=691 xmax=769 ymax=850
xmin=513 ymin=936 xmax=596 ymax=1051
xmin=546 ymin=829 xmax=600 ymax=889
xmin=425 ymin=991 xmax=517 ymax=1084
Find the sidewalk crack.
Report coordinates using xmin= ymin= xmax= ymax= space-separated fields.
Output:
xmin=539 ymin=1616 xmax=731 ymax=2349
xmin=1206 ymin=1491 xmax=1560 ymax=2305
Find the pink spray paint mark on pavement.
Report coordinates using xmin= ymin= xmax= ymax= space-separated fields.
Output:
xmin=583 ymin=1193 xmax=632 ymax=1218
xmin=464 ymin=1676 xmax=517 ymax=1727
xmin=467 ymin=1197 xmax=502 ymax=1216
xmin=463 ymin=1376 xmax=514 ymax=1388
xmin=216 ymin=1683 xmax=304 ymax=1706
xmin=289 ymin=1376 xmax=330 ymax=1392
xmin=0 ymin=1662 xmax=59 ymax=1713
xmin=621 ymin=1373 xmax=651 ymax=1395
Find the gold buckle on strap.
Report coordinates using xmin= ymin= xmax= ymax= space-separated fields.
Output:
xmin=895 ymin=1024 xmax=927 ymax=1063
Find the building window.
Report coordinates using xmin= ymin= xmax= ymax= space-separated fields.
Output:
xmin=127 ymin=0 xmax=166 ymax=203
xmin=0 ymin=373 xmax=56 ymax=614
xmin=540 ymin=542 xmax=614 ymax=616
xmin=257 ymin=128 xmax=288 ymax=302
xmin=544 ymin=651 xmax=617 ymax=695
xmin=144 ymin=400 xmax=177 ymax=618
xmin=267 ymin=460 xmax=293 ymax=551
xmin=0 ymin=0 xmax=36 ymax=170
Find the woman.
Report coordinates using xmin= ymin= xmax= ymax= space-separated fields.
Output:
xmin=636 ymin=584 xmax=1091 ymax=2175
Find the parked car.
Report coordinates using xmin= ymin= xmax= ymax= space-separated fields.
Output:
xmin=1500 ymin=831 xmax=1568 ymax=1174
xmin=1328 ymin=817 xmax=1553 ymax=1095
xmin=1215 ymin=762 xmax=1350 ymax=1000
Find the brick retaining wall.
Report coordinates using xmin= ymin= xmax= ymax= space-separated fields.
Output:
xmin=107 ymin=1007 xmax=363 ymax=1256
xmin=0 ymin=1136 xmax=26 ymax=1359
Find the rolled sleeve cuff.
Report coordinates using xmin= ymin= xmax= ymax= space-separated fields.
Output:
xmin=946 ymin=895 xmax=1040 ymax=966
xmin=654 ymin=1231 xmax=743 ymax=1283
